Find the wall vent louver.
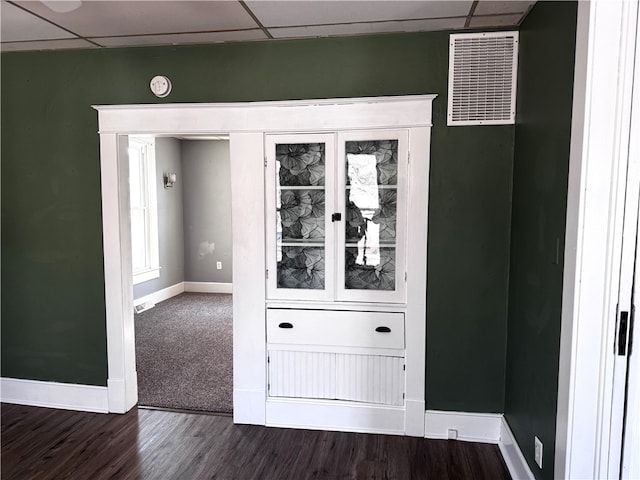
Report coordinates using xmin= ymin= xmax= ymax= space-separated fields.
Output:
xmin=448 ymin=31 xmax=519 ymax=126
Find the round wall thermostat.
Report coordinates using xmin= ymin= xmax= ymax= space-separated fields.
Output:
xmin=150 ymin=75 xmax=172 ymax=98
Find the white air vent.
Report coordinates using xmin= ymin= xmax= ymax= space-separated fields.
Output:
xmin=134 ymin=302 xmax=155 ymax=314
xmin=448 ymin=31 xmax=519 ymax=126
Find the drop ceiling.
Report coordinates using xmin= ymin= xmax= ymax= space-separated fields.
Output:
xmin=0 ymin=0 xmax=535 ymax=52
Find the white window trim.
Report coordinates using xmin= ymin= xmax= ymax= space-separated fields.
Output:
xmin=133 ymin=267 xmax=161 ymax=285
xmin=129 ymin=136 xmax=160 ymax=286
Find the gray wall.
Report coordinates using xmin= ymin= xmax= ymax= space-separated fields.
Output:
xmin=133 ymin=137 xmax=185 ymax=299
xmin=182 ymin=140 xmax=232 ymax=283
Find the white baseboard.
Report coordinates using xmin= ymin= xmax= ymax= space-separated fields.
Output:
xmin=424 ymin=410 xmax=533 ymax=480
xmin=266 ymin=398 xmax=405 ymax=435
xmin=184 ymin=281 xmax=232 ymax=294
xmin=1 ymin=377 xmax=109 ymax=413
xmin=107 ymin=374 xmax=138 ymax=414
xmin=424 ymin=410 xmax=502 ymax=443
xmin=133 ymin=281 xmax=232 ymax=307
xmin=233 ymin=388 xmax=266 ymax=424
xmin=405 ymin=399 xmax=426 ymax=436
xmin=498 ymin=417 xmax=535 ymax=480
xmin=133 ymin=282 xmax=184 ymax=307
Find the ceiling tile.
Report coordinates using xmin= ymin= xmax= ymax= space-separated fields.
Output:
xmin=468 ymin=14 xmax=524 ymax=28
xmin=12 ymin=1 xmax=259 ymax=37
xmin=247 ymin=1 xmax=472 ymax=28
xmin=269 ymin=17 xmax=466 ymax=39
xmin=92 ymin=30 xmax=268 ymax=48
xmin=0 ymin=1 xmax=76 ymax=42
xmin=0 ymin=38 xmax=95 ymax=51
xmin=474 ymin=1 xmax=535 ymax=16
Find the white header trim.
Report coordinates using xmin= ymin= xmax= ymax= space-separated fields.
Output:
xmin=93 ymin=95 xmax=436 ymax=134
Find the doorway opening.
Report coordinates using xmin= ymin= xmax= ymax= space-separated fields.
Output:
xmin=129 ymin=135 xmax=233 ymax=414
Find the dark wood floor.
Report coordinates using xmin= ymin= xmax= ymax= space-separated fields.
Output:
xmin=1 ymin=403 xmax=511 ymax=479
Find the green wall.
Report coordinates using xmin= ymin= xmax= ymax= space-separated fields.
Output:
xmin=1 ymin=31 xmax=512 ymax=412
xmin=505 ymin=2 xmax=578 ymax=479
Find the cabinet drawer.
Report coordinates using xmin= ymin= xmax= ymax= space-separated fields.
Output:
xmin=267 ymin=309 xmax=404 ymax=349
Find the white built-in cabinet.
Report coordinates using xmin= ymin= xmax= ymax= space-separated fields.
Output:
xmin=265 ymin=129 xmax=413 ymax=422
xmin=96 ymin=95 xmax=434 ymax=431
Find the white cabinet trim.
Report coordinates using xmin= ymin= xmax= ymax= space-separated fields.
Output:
xmin=266 ymin=397 xmax=406 ymax=435
xmin=95 ymin=96 xmax=435 ymax=134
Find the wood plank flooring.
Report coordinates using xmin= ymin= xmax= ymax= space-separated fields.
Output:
xmin=1 ymin=403 xmax=511 ymax=480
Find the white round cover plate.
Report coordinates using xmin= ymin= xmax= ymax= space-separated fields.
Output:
xmin=150 ymin=75 xmax=172 ymax=98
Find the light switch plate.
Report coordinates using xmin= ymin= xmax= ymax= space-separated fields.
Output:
xmin=534 ymin=436 xmax=543 ymax=469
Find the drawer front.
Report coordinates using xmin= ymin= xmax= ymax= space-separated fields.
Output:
xmin=267 ymin=309 xmax=404 ymax=349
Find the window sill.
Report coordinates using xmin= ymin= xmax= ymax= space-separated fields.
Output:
xmin=133 ymin=267 xmax=161 ymax=285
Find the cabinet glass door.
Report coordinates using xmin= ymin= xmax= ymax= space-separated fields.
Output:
xmin=266 ymin=134 xmax=335 ymax=300
xmin=337 ymin=131 xmax=408 ymax=303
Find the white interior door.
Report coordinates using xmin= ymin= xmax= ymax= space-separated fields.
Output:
xmin=620 ymin=201 xmax=639 ymax=479
xmin=619 ymin=15 xmax=640 ymax=476
xmin=610 ymin=13 xmax=640 ymax=476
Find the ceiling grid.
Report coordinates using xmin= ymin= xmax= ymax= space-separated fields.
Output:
xmin=0 ymin=0 xmax=535 ymax=52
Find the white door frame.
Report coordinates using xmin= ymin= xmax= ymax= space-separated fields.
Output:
xmin=95 ymin=95 xmax=435 ymax=434
xmin=555 ymin=1 xmax=639 ymax=478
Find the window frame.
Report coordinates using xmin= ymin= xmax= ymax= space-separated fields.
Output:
xmin=128 ymin=136 xmax=160 ymax=285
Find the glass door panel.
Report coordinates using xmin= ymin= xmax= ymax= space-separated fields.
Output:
xmin=344 ymin=140 xmax=398 ymax=291
xmin=337 ymin=131 xmax=408 ymax=303
xmin=277 ymin=143 xmax=326 ymax=289
xmin=266 ymin=134 xmax=335 ymax=300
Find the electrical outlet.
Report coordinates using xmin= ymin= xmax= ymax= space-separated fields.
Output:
xmin=534 ymin=436 xmax=543 ymax=469
xmin=216 ymin=261 xmax=222 ymax=270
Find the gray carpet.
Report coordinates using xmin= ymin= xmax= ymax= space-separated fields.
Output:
xmin=134 ymin=292 xmax=233 ymax=413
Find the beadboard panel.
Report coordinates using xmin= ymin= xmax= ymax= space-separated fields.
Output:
xmin=335 ymin=354 xmax=404 ymax=405
xmin=268 ymin=350 xmax=404 ymax=405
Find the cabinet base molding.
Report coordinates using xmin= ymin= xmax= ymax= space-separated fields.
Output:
xmin=266 ymin=398 xmax=405 ymax=435
xmin=0 ymin=378 xmax=109 ymax=413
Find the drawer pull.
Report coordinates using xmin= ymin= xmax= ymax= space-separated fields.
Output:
xmin=278 ymin=322 xmax=294 ymax=329
xmin=375 ymin=326 xmax=391 ymax=333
